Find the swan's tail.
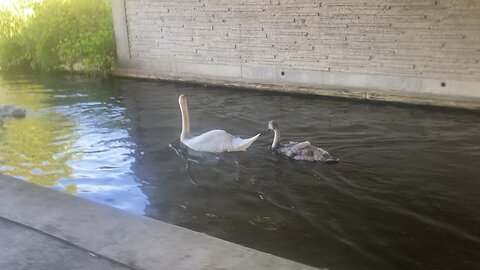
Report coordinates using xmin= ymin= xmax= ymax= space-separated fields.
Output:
xmin=231 ymin=133 xmax=261 ymax=152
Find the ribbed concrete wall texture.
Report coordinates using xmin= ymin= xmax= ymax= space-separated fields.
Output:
xmin=112 ymin=0 xmax=480 ymax=104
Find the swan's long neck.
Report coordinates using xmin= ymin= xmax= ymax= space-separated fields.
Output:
xmin=272 ymin=127 xmax=281 ymax=149
xmin=179 ymin=99 xmax=191 ymax=141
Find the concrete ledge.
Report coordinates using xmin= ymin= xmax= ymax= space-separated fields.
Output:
xmin=0 ymin=217 xmax=130 ymax=270
xmin=0 ymin=174 xmax=322 ymax=270
xmin=114 ymin=68 xmax=480 ymax=111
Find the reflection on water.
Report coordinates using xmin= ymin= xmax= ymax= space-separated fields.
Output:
xmin=0 ymin=79 xmax=75 ymax=189
xmin=1 ymin=74 xmax=480 ymax=270
xmin=0 ymin=75 xmax=147 ymax=214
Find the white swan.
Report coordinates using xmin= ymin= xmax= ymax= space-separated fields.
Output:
xmin=267 ymin=120 xmax=339 ymax=162
xmin=178 ymin=95 xmax=260 ymax=153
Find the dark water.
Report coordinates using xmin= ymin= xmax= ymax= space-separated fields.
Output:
xmin=1 ymin=74 xmax=479 ymax=270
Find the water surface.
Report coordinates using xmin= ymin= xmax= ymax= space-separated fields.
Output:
xmin=1 ymin=74 xmax=479 ymax=270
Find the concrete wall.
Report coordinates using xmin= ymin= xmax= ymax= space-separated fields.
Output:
xmin=112 ymin=0 xmax=480 ymax=106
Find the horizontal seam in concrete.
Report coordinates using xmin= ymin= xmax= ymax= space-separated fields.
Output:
xmin=113 ymin=68 xmax=480 ymax=111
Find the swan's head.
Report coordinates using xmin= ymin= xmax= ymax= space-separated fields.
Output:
xmin=267 ymin=120 xmax=278 ymax=131
xmin=178 ymin=94 xmax=188 ymax=107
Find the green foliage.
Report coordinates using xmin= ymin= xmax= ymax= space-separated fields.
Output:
xmin=0 ymin=0 xmax=115 ymax=78
xmin=0 ymin=0 xmax=34 ymax=70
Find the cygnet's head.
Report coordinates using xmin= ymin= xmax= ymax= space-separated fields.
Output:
xmin=267 ymin=120 xmax=278 ymax=131
xmin=178 ymin=94 xmax=188 ymax=107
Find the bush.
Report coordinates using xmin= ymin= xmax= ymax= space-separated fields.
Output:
xmin=0 ymin=0 xmax=115 ymax=78
xmin=0 ymin=0 xmax=33 ymax=70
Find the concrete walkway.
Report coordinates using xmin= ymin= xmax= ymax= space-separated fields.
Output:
xmin=0 ymin=217 xmax=131 ymax=270
xmin=0 ymin=174 xmax=323 ymax=270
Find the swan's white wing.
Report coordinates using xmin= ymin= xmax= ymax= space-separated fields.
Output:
xmin=230 ymin=132 xmax=261 ymax=152
xmin=183 ymin=130 xmax=260 ymax=153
